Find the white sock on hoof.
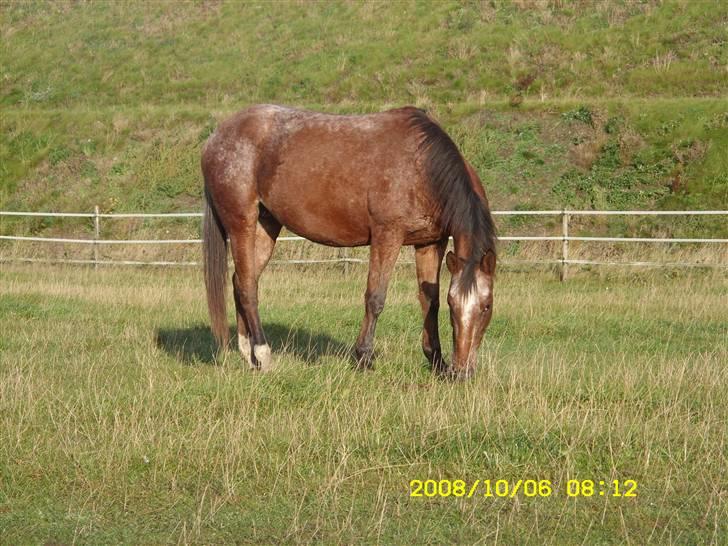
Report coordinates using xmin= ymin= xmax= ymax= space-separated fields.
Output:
xmin=254 ymin=344 xmax=274 ymax=372
xmin=238 ymin=334 xmax=253 ymax=368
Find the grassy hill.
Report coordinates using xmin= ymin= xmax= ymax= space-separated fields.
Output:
xmin=1 ymin=0 xmax=727 ymax=239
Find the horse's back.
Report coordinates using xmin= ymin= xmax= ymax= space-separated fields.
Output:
xmin=204 ymin=105 xmax=442 ymax=246
xmin=261 ymin=107 xmax=429 ymax=245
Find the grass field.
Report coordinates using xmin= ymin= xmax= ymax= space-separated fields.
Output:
xmin=1 ymin=264 xmax=726 ymax=543
xmin=1 ymin=2 xmax=727 ymax=542
xmin=2 ymin=0 xmax=727 ymax=229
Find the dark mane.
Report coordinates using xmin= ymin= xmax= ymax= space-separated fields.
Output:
xmin=408 ymin=109 xmax=497 ymax=288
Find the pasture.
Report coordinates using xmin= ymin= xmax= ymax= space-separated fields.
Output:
xmin=1 ymin=264 xmax=726 ymax=544
xmin=2 ymin=1 xmax=727 ymax=543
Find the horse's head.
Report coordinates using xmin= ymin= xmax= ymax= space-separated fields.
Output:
xmin=445 ymin=249 xmax=495 ymax=379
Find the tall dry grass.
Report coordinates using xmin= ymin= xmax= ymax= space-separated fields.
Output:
xmin=1 ymin=264 xmax=726 ymax=543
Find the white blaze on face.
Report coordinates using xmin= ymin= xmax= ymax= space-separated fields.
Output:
xmin=461 ymin=286 xmax=481 ymax=324
xmin=457 ymin=277 xmax=492 ymax=331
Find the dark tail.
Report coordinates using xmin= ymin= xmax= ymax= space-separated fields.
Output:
xmin=203 ymin=189 xmax=229 ymax=348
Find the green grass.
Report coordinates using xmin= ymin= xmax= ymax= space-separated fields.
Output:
xmin=2 ymin=3 xmax=726 ymax=542
xmin=1 ymin=0 xmax=727 ymax=231
xmin=2 ymin=1 xmax=726 ymax=108
xmin=1 ymin=264 xmax=726 ymax=543
xmin=2 ymin=99 xmax=726 ymax=244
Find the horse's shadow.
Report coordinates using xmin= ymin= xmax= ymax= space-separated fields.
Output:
xmin=155 ymin=322 xmax=351 ymax=365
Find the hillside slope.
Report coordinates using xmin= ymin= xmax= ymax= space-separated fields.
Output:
xmin=1 ymin=1 xmax=726 ymax=239
xmin=3 ymin=0 xmax=726 ymax=108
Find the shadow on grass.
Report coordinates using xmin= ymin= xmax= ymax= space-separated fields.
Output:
xmin=155 ymin=322 xmax=351 ymax=365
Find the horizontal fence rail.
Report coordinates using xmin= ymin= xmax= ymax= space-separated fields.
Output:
xmin=3 ymin=210 xmax=728 ymax=218
xmin=3 ymin=234 xmax=727 ymax=244
xmin=1 ymin=209 xmax=726 ymax=278
xmin=0 ymin=235 xmax=203 ymax=244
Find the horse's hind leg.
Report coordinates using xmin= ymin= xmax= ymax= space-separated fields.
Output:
xmin=233 ymin=274 xmax=253 ymax=366
xmin=231 ymin=207 xmax=281 ymax=370
xmin=415 ymin=240 xmax=448 ymax=372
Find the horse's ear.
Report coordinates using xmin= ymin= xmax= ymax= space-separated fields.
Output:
xmin=480 ymin=250 xmax=496 ymax=275
xmin=446 ymin=251 xmax=460 ymax=274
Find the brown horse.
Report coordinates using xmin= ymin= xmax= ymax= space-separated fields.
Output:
xmin=202 ymin=105 xmax=496 ymax=379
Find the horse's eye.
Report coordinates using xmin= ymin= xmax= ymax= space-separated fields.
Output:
xmin=483 ymin=304 xmax=491 ymax=313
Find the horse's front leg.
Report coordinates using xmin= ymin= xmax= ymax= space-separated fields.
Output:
xmin=415 ymin=240 xmax=448 ymax=373
xmin=354 ymin=233 xmax=403 ymax=369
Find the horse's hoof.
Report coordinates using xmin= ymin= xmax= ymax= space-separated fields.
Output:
xmin=354 ymin=347 xmax=375 ymax=370
xmin=430 ymin=358 xmax=449 ymax=375
xmin=437 ymin=366 xmax=475 ymax=381
xmin=354 ymin=357 xmax=375 ymax=371
xmin=253 ymin=344 xmax=275 ymax=372
xmin=238 ymin=334 xmax=256 ymax=369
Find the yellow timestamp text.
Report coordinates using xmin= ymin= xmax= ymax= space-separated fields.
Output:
xmin=409 ymin=479 xmax=638 ymax=499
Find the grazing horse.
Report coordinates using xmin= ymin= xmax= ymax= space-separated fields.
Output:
xmin=202 ymin=105 xmax=496 ymax=379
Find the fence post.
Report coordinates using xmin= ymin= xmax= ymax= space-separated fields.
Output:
xmin=93 ymin=205 xmax=100 ymax=269
xmin=560 ymin=209 xmax=569 ymax=282
xmin=338 ymin=247 xmax=349 ymax=274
